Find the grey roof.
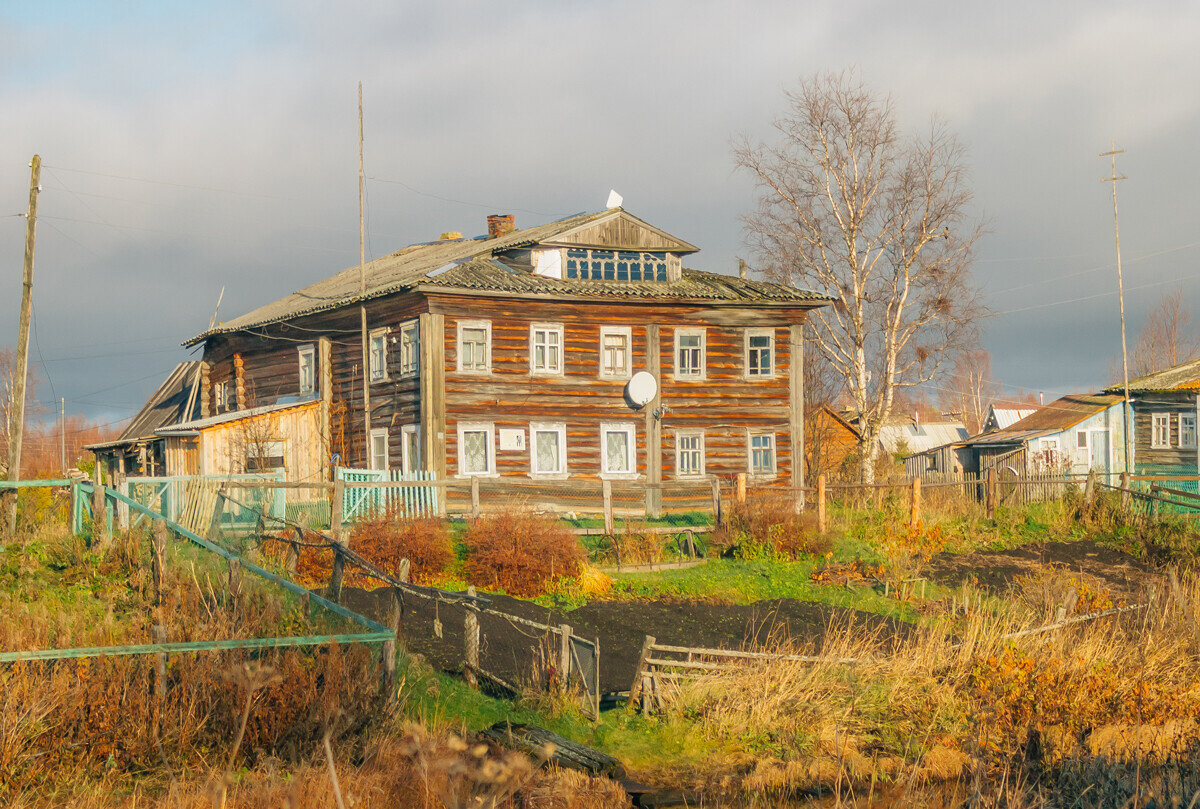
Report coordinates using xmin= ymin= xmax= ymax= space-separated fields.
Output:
xmin=187 ymin=208 xmax=827 ymax=345
xmin=1106 ymin=357 xmax=1200 ymax=393
xmin=87 ymin=362 xmax=201 ymax=449
xmin=988 ymin=407 xmax=1038 ymax=430
xmin=878 ymin=421 xmax=970 ymax=456
xmin=156 ymin=397 xmax=318 ymax=436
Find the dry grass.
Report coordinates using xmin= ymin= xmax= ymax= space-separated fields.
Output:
xmin=714 ymin=491 xmax=833 ymax=560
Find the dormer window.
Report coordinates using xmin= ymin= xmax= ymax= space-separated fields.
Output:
xmin=565 ymin=249 xmax=670 ymax=282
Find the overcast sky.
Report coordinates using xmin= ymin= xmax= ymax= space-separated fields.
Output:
xmin=1 ymin=1 xmax=1198 ymax=429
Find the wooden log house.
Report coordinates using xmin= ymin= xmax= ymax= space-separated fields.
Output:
xmin=1105 ymin=357 xmax=1200 ymax=477
xmin=100 ymin=207 xmax=829 ymax=511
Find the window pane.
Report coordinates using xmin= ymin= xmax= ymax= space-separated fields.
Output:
xmin=536 ymin=431 xmax=560 ymax=473
xmin=463 ymin=431 xmax=487 ymax=473
xmin=605 ymin=431 xmax=629 ymax=473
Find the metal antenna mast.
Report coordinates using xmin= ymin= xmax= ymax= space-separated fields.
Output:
xmin=1101 ymin=141 xmax=1131 ymax=475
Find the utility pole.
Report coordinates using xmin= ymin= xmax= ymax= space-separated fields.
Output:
xmin=1101 ymin=141 xmax=1131 ymax=476
xmin=60 ymin=397 xmax=66 ymax=475
xmin=6 ymin=155 xmax=40 ymax=534
xmin=357 ymin=82 xmax=372 ymax=469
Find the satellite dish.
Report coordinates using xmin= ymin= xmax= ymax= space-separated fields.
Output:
xmin=625 ymin=371 xmax=657 ymax=407
xmin=606 ymin=189 xmax=623 ymax=209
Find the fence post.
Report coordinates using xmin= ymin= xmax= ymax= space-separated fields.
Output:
xmin=327 ymin=547 xmax=345 ymax=603
xmin=628 ymin=634 xmax=656 ymax=711
xmin=1120 ymin=471 xmax=1131 ymax=516
xmin=331 ymin=478 xmax=345 ymax=537
xmin=398 ymin=557 xmax=410 ymax=583
xmin=328 ymin=478 xmax=347 ymax=602
xmin=817 ymin=474 xmax=827 ymax=533
xmin=1084 ymin=469 xmax=1096 ymax=504
xmin=286 ymin=527 xmax=302 ymax=577
xmin=464 ymin=585 xmax=479 ymax=689
xmin=152 ymin=624 xmax=167 ymax=741
xmin=151 ymin=520 xmax=167 ymax=606
xmin=470 ymin=476 xmax=481 ymax=519
xmin=226 ymin=557 xmax=241 ymax=610
xmin=710 ymin=476 xmax=722 ymax=525
xmin=558 ymin=623 xmax=573 ymax=693
xmin=71 ymin=481 xmax=81 ymax=535
xmin=602 ymin=480 xmax=614 ymax=534
xmin=909 ymin=477 xmax=921 ymax=526
xmin=986 ymin=468 xmax=997 ymax=520
xmin=382 ymin=586 xmax=401 ymax=695
xmin=91 ymin=473 xmax=110 ymax=549
xmin=736 ymin=473 xmax=747 ymax=504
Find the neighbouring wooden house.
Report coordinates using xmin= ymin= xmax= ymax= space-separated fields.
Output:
xmin=100 ymin=207 xmax=828 ymax=513
xmin=1105 ymin=358 xmax=1200 ymax=476
xmin=957 ymin=393 xmax=1126 ymax=477
xmin=805 ymin=405 xmax=860 ymax=482
xmin=88 ymin=362 xmax=202 ymax=477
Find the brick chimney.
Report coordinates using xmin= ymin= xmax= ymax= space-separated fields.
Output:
xmin=487 ymin=214 xmax=516 ymax=239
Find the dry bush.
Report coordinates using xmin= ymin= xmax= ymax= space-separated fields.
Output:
xmin=713 ymin=491 xmax=832 ymax=559
xmin=462 ymin=511 xmax=584 ymax=597
xmin=347 ymin=509 xmax=454 ymax=585
xmin=612 ymin=526 xmax=662 ymax=566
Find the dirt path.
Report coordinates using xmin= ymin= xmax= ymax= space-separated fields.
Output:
xmin=343 ymin=588 xmax=906 ymax=694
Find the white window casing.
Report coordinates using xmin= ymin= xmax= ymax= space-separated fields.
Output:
xmin=748 ymin=432 xmax=777 ymax=476
xmin=600 ymin=422 xmax=637 ymax=479
xmin=1181 ymin=413 xmax=1197 ymax=450
xmin=457 ymin=422 xmax=497 ymax=477
xmin=1152 ymin=413 xmax=1170 ymax=449
xmin=675 ymin=430 xmax=705 ymax=478
xmin=529 ymin=422 xmax=568 ymax=478
xmin=529 ymin=323 xmax=565 ymax=376
xmin=674 ymin=327 xmax=706 ymax=380
xmin=369 ymin=327 xmax=388 ymax=383
xmin=599 ymin=326 xmax=633 ymax=380
xmin=744 ymin=328 xmax=775 ymax=378
xmin=399 ymin=320 xmax=419 ymax=377
xmin=369 ymin=427 xmax=389 ymax=470
xmin=401 ymin=423 xmax=421 ymax=473
xmin=457 ymin=320 xmax=492 ymax=374
xmin=298 ymin=344 xmax=316 ymax=396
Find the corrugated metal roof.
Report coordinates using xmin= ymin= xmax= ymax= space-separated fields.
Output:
xmin=1106 ymin=357 xmax=1200 ymax=393
xmin=186 ymin=208 xmax=828 ymax=345
xmin=90 ymin=362 xmax=201 ymax=448
xmin=962 ymin=394 xmax=1122 ymax=446
xmin=989 ymin=407 xmax=1038 ymax=430
xmin=878 ymin=421 xmax=970 ymax=455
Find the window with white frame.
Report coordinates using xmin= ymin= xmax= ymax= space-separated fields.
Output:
xmin=674 ymin=328 xmax=706 ymax=379
xmin=530 ymin=323 xmax=564 ymax=375
xmin=401 ymin=423 xmax=421 ymax=473
xmin=457 ymin=320 xmax=491 ymax=374
xmin=676 ymin=431 xmax=705 ymax=477
xmin=214 ymin=381 xmax=231 ymax=413
xmin=369 ymin=328 xmax=388 ymax=383
xmin=600 ymin=326 xmax=632 ymax=379
xmin=530 ymin=422 xmax=567 ymax=476
xmin=1182 ymin=413 xmax=1197 ymax=449
xmin=298 ymin=344 xmax=315 ymax=396
xmin=745 ymin=329 xmax=775 ymax=377
xmin=369 ymin=428 xmax=389 ymax=470
xmin=1152 ymin=413 xmax=1171 ymax=449
xmin=457 ymin=422 xmax=495 ymax=476
xmin=600 ymin=422 xmax=637 ymax=477
xmin=749 ymin=432 xmax=776 ymax=476
xmin=399 ymin=320 xmax=419 ymax=376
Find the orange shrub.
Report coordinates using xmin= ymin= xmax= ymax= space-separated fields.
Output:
xmin=462 ymin=511 xmax=584 ymax=597
xmin=348 ymin=510 xmax=455 ymax=585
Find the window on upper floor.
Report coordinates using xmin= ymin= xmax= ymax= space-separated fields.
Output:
xmin=530 ymin=323 xmax=564 ymax=375
xmin=399 ymin=320 xmax=419 ymax=377
xmin=674 ymin=328 xmax=706 ymax=379
xmin=369 ymin=328 xmax=388 ymax=383
xmin=564 ymin=249 xmax=670 ymax=282
xmin=600 ymin=326 xmax=632 ymax=379
xmin=1152 ymin=413 xmax=1171 ymax=449
xmin=457 ymin=320 xmax=491 ymax=374
xmin=298 ymin=344 xmax=315 ymax=396
xmin=745 ymin=329 xmax=775 ymax=378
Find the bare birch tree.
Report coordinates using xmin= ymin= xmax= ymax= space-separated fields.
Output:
xmin=736 ymin=73 xmax=983 ymax=482
xmin=941 ymin=348 xmax=1001 ymax=434
xmin=1129 ymin=287 xmax=1199 ymax=378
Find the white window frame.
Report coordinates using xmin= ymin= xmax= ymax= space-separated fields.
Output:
xmin=398 ymin=320 xmax=419 ymax=377
xmin=401 ymin=423 xmax=421 ymax=473
xmin=673 ymin=327 xmax=706 ymax=380
xmin=456 ymin=421 xmax=497 ymax=477
xmin=369 ymin=427 xmax=389 ymax=471
xmin=744 ymin=328 xmax=775 ymax=379
xmin=529 ymin=422 xmax=568 ymax=478
xmin=675 ymin=430 xmax=705 ymax=478
xmin=1181 ymin=413 xmax=1197 ymax=450
xmin=368 ymin=327 xmax=388 ymax=383
xmin=456 ymin=320 xmax=492 ymax=375
xmin=748 ymin=431 xmax=777 ymax=477
xmin=599 ymin=422 xmax=638 ymax=479
xmin=1152 ymin=413 xmax=1171 ymax=449
xmin=599 ymin=326 xmax=633 ymax=380
xmin=529 ymin=322 xmax=565 ymax=376
xmin=298 ymin=344 xmax=316 ymax=397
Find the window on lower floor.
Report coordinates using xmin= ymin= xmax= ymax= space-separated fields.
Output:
xmin=1182 ymin=413 xmax=1197 ymax=449
xmin=370 ymin=428 xmax=389 ymax=471
xmin=1152 ymin=413 xmax=1170 ymax=449
xmin=246 ymin=439 xmax=285 ymax=472
xmin=749 ymin=433 xmax=776 ymax=476
xmin=458 ymin=423 xmax=495 ymax=476
xmin=530 ymin=422 xmax=567 ymax=476
xmin=676 ymin=431 xmax=705 ymax=477
xmin=401 ymin=424 xmax=421 ymax=473
xmin=600 ymin=422 xmax=636 ymax=477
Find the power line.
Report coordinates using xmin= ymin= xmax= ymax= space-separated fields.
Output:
xmin=43 ymin=164 xmax=283 ymax=199
xmin=366 ymin=175 xmax=556 ymax=217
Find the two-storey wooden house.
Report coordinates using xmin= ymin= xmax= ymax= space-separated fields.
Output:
xmin=98 ymin=207 xmax=828 ymax=512
xmin=1106 ymin=358 xmax=1200 ymax=477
